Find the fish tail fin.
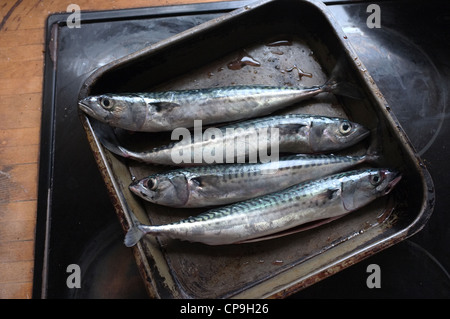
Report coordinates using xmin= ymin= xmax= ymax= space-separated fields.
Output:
xmin=321 ymin=58 xmax=364 ymax=99
xmin=90 ymin=118 xmax=134 ymax=159
xmin=124 ymin=223 xmax=147 ymax=247
xmin=364 ymin=150 xmax=381 ymax=165
xmin=101 ymin=138 xmax=129 ymax=157
xmin=364 ymin=126 xmax=383 ymax=164
xmin=322 ymin=80 xmax=364 ymax=100
xmin=102 ymin=139 xmax=144 ymax=162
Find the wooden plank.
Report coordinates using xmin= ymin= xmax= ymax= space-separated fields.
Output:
xmin=0 ymin=282 xmax=33 ymax=299
xmin=0 ymin=93 xmax=42 ymax=130
xmin=0 ymin=28 xmax=44 ymax=46
xmin=0 ymin=145 xmax=39 ymax=166
xmin=0 ymin=220 xmax=35 ymax=242
xmin=0 ymin=200 xmax=37 ymax=222
xmin=0 ymin=76 xmax=43 ymax=95
xmin=0 ymin=163 xmax=38 ymax=203
xmin=0 ymin=60 xmax=42 ymax=80
xmin=0 ymin=127 xmax=40 ymax=148
xmin=0 ymin=260 xmax=34 ymax=283
xmin=0 ymin=44 xmax=44 ymax=62
xmin=0 ymin=0 xmax=19 ymax=30
xmin=0 ymin=241 xmax=34 ymax=263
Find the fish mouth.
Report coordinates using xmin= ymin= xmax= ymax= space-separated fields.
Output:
xmin=78 ymin=99 xmax=96 ymax=117
xmin=384 ymin=172 xmax=402 ymax=195
xmin=129 ymin=180 xmax=139 ymax=192
xmin=355 ymin=127 xmax=371 ymax=142
xmin=129 ymin=180 xmax=142 ymax=195
xmin=129 ymin=181 xmax=151 ymax=200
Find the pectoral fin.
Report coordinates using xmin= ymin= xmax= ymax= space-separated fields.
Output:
xmin=321 ymin=188 xmax=341 ymax=201
xmin=189 ymin=175 xmax=221 ymax=189
xmin=278 ymin=123 xmax=307 ymax=135
xmin=341 ymin=181 xmax=358 ymax=211
xmin=151 ymin=102 xmax=181 ymax=112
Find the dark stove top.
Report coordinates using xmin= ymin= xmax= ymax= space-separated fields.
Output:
xmin=34 ymin=0 xmax=450 ymax=299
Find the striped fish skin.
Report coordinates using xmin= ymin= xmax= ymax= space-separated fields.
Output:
xmin=78 ymin=83 xmax=340 ymax=132
xmin=124 ymin=168 xmax=401 ymax=247
xmin=129 ymin=154 xmax=371 ymax=208
xmin=107 ymin=114 xmax=370 ymax=166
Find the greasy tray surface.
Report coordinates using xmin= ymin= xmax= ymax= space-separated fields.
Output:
xmin=78 ymin=0 xmax=434 ymax=298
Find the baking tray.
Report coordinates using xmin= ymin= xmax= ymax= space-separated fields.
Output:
xmin=77 ymin=0 xmax=434 ymax=298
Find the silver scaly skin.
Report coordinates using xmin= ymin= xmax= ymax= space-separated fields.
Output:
xmin=129 ymin=154 xmax=374 ymax=208
xmin=78 ymin=78 xmax=358 ymax=132
xmin=103 ymin=114 xmax=370 ymax=166
xmin=124 ymin=168 xmax=401 ymax=246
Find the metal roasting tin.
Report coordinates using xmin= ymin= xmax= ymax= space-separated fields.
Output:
xmin=78 ymin=0 xmax=434 ymax=298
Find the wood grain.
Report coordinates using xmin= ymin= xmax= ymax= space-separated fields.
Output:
xmin=0 ymin=0 xmax=225 ymax=299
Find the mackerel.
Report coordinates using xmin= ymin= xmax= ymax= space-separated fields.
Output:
xmin=130 ymin=154 xmax=374 ymax=208
xmin=103 ymin=114 xmax=370 ymax=166
xmin=124 ymin=168 xmax=401 ymax=246
xmin=78 ymin=70 xmax=361 ymax=132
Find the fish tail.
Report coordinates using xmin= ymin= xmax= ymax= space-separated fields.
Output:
xmin=365 ymin=125 xmax=384 ymax=164
xmin=124 ymin=223 xmax=147 ymax=247
xmin=90 ymin=119 xmax=135 ymax=159
xmin=117 ymin=145 xmax=136 ymax=159
xmin=97 ymin=132 xmax=129 ymax=157
xmin=322 ymin=78 xmax=364 ymax=100
xmin=321 ymin=59 xmax=364 ymax=99
xmin=101 ymin=139 xmax=143 ymax=161
xmin=364 ymin=151 xmax=381 ymax=165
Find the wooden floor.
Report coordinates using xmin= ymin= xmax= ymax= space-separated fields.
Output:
xmin=0 ymin=0 xmax=224 ymax=299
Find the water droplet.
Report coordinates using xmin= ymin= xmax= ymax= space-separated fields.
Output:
xmin=266 ymin=39 xmax=292 ymax=47
xmin=227 ymin=50 xmax=261 ymax=70
xmin=270 ymin=50 xmax=284 ymax=55
xmin=284 ymin=65 xmax=313 ymax=80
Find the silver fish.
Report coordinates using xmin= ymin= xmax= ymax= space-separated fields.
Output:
xmin=104 ymin=114 xmax=370 ymax=166
xmin=129 ymin=154 xmax=375 ymax=208
xmin=78 ymin=78 xmax=360 ymax=132
xmin=124 ymin=168 xmax=401 ymax=246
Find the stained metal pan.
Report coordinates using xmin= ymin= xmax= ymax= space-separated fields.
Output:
xmin=78 ymin=0 xmax=434 ymax=298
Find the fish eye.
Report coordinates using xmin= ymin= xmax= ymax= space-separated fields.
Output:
xmin=99 ymin=97 xmax=113 ymax=109
xmin=339 ymin=121 xmax=352 ymax=135
xmin=145 ymin=178 xmax=158 ymax=191
xmin=369 ymin=173 xmax=382 ymax=186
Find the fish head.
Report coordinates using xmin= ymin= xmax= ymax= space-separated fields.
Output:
xmin=310 ymin=118 xmax=370 ymax=152
xmin=341 ymin=168 xmax=402 ymax=211
xmin=78 ymin=94 xmax=147 ymax=130
xmin=129 ymin=173 xmax=189 ymax=207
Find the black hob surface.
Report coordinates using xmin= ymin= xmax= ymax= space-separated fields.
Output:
xmin=34 ymin=0 xmax=450 ymax=298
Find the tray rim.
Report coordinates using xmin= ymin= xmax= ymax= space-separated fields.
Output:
xmin=77 ymin=0 xmax=435 ymax=299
